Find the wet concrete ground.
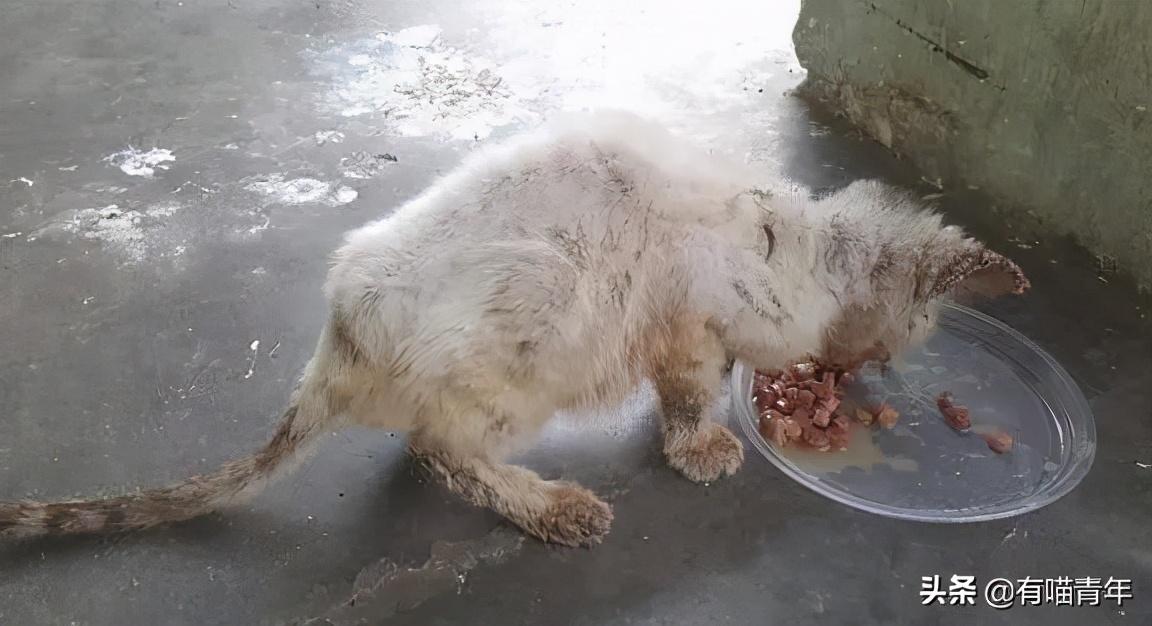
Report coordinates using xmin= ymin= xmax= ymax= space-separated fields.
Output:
xmin=1 ymin=0 xmax=1150 ymax=624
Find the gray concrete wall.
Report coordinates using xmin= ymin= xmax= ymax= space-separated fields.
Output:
xmin=793 ymin=0 xmax=1152 ymax=287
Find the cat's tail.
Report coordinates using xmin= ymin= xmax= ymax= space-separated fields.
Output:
xmin=0 ymin=375 xmax=333 ymax=540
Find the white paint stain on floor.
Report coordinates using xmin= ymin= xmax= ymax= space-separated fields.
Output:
xmin=340 ymin=151 xmax=397 ymax=179
xmin=145 ymin=201 xmax=184 ymax=218
xmin=67 ymin=204 xmax=149 ymax=261
xmin=246 ymin=215 xmax=271 ymax=235
xmin=104 ymin=147 xmax=175 ymax=177
xmin=29 ymin=200 xmax=188 ymax=264
xmin=243 ymin=339 xmax=260 ymax=379
xmin=312 ymin=25 xmax=524 ymax=141
xmin=314 ymin=130 xmax=345 ymax=145
xmin=245 ymin=174 xmax=358 ymax=206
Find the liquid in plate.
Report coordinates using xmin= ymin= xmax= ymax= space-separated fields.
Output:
xmin=772 ymin=408 xmax=920 ymax=474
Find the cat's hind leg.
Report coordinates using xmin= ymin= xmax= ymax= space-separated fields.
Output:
xmin=407 ymin=416 xmax=613 ymax=547
xmin=650 ymin=317 xmax=745 ymax=483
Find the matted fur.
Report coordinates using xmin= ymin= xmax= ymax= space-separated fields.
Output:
xmin=0 ymin=111 xmax=1028 ymax=546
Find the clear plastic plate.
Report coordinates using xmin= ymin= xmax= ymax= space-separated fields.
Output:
xmin=731 ymin=303 xmax=1096 ymax=522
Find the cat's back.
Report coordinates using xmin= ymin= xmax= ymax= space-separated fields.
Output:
xmin=326 ymin=111 xmax=751 ymax=300
xmin=343 ymin=110 xmax=751 ymax=240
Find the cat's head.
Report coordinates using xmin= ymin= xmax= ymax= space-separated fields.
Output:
xmin=800 ymin=180 xmax=1029 ymax=369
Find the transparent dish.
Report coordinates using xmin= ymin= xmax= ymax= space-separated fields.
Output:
xmin=731 ymin=303 xmax=1096 ymax=522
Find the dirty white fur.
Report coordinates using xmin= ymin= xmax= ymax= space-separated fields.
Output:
xmin=1 ymin=110 xmax=1026 ymax=546
xmin=310 ymin=110 xmax=1025 ymax=543
xmin=328 ymin=112 xmax=1014 ymax=426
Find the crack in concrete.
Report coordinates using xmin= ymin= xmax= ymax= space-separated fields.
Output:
xmin=864 ymin=2 xmax=1003 ymax=88
xmin=299 ymin=527 xmax=524 ymax=625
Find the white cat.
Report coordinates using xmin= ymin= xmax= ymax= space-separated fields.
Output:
xmin=0 ymin=111 xmax=1027 ymax=546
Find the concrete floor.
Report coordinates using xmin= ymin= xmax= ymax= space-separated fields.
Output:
xmin=1 ymin=0 xmax=1150 ymax=624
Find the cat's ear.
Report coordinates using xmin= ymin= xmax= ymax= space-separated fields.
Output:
xmin=924 ymin=242 xmax=1030 ymax=301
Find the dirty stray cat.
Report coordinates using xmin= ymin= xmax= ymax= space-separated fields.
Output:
xmin=0 ymin=111 xmax=1028 ymax=546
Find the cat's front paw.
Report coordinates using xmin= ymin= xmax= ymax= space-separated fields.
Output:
xmin=664 ymin=422 xmax=745 ymax=483
xmin=530 ymin=482 xmax=613 ymax=547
